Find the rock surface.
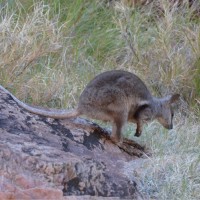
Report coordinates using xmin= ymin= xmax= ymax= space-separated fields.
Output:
xmin=0 ymin=87 xmax=146 ymax=199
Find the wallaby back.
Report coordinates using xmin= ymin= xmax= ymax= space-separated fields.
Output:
xmin=79 ymin=70 xmax=153 ymax=109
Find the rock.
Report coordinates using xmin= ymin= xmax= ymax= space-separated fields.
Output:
xmin=0 ymin=87 xmax=146 ymax=199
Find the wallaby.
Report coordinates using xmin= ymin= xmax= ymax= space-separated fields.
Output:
xmin=0 ymin=70 xmax=179 ymax=143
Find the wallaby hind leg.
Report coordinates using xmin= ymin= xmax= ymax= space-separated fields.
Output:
xmin=111 ymin=113 xmax=127 ymax=143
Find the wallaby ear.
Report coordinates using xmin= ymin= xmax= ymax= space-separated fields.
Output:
xmin=163 ymin=94 xmax=180 ymax=105
xmin=169 ymin=94 xmax=180 ymax=104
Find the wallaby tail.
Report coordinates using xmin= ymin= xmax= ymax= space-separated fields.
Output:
xmin=0 ymin=85 xmax=80 ymax=119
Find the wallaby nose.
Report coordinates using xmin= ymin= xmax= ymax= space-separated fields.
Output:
xmin=165 ymin=124 xmax=173 ymax=129
xmin=169 ymin=124 xmax=173 ymax=129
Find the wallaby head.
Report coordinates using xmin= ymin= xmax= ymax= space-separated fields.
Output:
xmin=156 ymin=94 xmax=180 ymax=130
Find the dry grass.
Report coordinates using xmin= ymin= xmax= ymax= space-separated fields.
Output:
xmin=0 ymin=0 xmax=200 ymax=199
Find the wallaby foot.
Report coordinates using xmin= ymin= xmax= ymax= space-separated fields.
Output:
xmin=110 ymin=125 xmax=123 ymax=144
xmin=110 ymin=135 xmax=123 ymax=144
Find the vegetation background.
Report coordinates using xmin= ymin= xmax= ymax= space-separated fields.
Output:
xmin=0 ymin=0 xmax=199 ymax=199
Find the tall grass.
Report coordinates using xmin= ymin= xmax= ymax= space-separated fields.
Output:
xmin=0 ymin=0 xmax=199 ymax=106
xmin=0 ymin=0 xmax=200 ymax=199
xmin=0 ymin=0 xmax=124 ymax=107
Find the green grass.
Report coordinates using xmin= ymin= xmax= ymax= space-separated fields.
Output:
xmin=0 ymin=0 xmax=200 ymax=199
